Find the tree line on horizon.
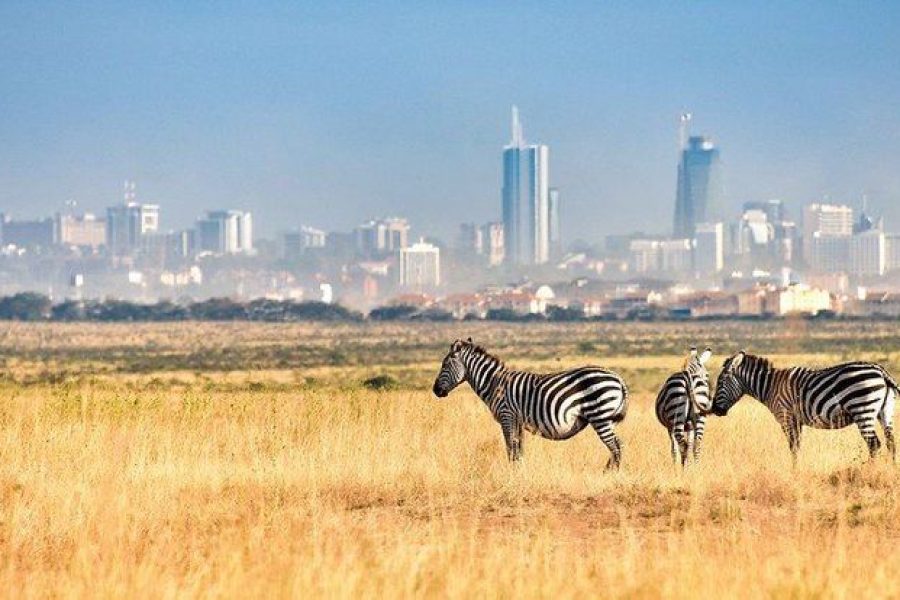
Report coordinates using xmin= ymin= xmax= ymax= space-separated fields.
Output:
xmin=0 ymin=292 xmax=848 ymax=323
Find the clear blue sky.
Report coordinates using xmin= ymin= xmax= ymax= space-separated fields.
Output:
xmin=2 ymin=2 xmax=899 ymax=242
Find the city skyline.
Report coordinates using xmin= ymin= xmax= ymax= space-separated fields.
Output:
xmin=2 ymin=4 xmax=899 ymax=242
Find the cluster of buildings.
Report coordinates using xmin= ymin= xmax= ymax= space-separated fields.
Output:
xmin=2 ymin=109 xmax=900 ymax=317
xmin=2 ymin=184 xmax=253 ymax=262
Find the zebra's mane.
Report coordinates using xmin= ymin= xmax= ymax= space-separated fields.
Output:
xmin=461 ymin=341 xmax=505 ymax=367
xmin=738 ymin=353 xmax=773 ymax=372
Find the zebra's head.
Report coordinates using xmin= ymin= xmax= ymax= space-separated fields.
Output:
xmin=712 ymin=350 xmax=746 ymax=416
xmin=432 ymin=339 xmax=470 ymax=398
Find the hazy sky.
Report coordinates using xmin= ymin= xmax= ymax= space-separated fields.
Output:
xmin=2 ymin=2 xmax=899 ymax=242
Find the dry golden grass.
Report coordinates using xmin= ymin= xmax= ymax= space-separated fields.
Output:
xmin=0 ymin=322 xmax=899 ymax=598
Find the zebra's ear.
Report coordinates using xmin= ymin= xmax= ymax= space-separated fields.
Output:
xmin=699 ymin=347 xmax=712 ymax=365
xmin=731 ymin=350 xmax=745 ymax=369
xmin=689 ymin=346 xmax=698 ymax=358
xmin=467 ymin=337 xmax=473 ymax=343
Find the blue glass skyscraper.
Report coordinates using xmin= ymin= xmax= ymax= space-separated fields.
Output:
xmin=502 ymin=107 xmax=550 ymax=265
xmin=673 ymin=135 xmax=724 ymax=238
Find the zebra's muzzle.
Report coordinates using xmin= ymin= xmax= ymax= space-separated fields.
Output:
xmin=433 ymin=383 xmax=448 ymax=398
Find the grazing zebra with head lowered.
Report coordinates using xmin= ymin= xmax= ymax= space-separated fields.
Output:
xmin=655 ymin=346 xmax=712 ymax=466
xmin=712 ymin=351 xmax=898 ymax=462
xmin=432 ymin=339 xmax=629 ymax=469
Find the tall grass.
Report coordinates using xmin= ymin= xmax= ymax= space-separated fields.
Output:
xmin=1 ymin=374 xmax=898 ymax=598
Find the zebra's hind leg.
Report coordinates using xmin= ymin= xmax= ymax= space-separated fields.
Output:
xmin=693 ymin=416 xmax=707 ymax=463
xmin=670 ymin=423 xmax=688 ymax=469
xmin=685 ymin=426 xmax=696 ymax=468
xmin=592 ymin=420 xmax=622 ymax=471
xmin=669 ymin=431 xmax=681 ymax=466
xmin=853 ymin=413 xmax=882 ymax=460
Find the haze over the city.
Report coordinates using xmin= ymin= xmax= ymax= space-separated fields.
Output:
xmin=2 ymin=2 xmax=899 ymax=242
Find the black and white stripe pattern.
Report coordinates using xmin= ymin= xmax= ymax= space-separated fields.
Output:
xmin=655 ymin=347 xmax=712 ymax=466
xmin=432 ymin=339 xmax=629 ymax=469
xmin=712 ymin=351 xmax=898 ymax=461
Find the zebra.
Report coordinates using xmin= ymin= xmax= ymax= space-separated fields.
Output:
xmin=711 ymin=351 xmax=899 ymax=462
xmin=655 ymin=346 xmax=712 ymax=467
xmin=432 ymin=338 xmax=629 ymax=469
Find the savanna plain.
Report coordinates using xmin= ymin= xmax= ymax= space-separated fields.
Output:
xmin=1 ymin=320 xmax=899 ymax=598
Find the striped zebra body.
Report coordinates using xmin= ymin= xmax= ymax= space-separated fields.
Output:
xmin=712 ymin=351 xmax=898 ymax=461
xmin=655 ymin=347 xmax=712 ymax=466
xmin=433 ymin=339 xmax=629 ymax=469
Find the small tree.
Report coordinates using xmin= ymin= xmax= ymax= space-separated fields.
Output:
xmin=0 ymin=293 xmax=52 ymax=321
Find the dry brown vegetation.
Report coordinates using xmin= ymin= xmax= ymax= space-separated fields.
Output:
xmin=1 ymin=321 xmax=899 ymax=598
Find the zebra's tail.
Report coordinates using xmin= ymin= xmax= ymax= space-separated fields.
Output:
xmin=878 ymin=364 xmax=900 ymax=395
xmin=610 ymin=377 xmax=629 ymax=423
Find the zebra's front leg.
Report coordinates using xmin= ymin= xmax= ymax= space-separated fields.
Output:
xmin=592 ymin=420 xmax=622 ymax=471
xmin=501 ymin=418 xmax=523 ymax=462
xmin=779 ymin=414 xmax=802 ymax=464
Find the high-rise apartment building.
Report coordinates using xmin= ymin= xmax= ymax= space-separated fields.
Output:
xmin=673 ymin=135 xmax=724 ymax=238
xmin=502 ymin=107 xmax=551 ymax=265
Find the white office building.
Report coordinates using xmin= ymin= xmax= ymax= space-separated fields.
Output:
xmin=849 ymin=230 xmax=886 ymax=276
xmin=660 ymin=239 xmax=694 ymax=272
xmin=195 ymin=210 xmax=253 ymax=255
xmin=803 ymin=203 xmax=853 ymax=264
xmin=694 ymin=222 xmax=724 ymax=273
xmin=399 ymin=239 xmax=441 ymax=290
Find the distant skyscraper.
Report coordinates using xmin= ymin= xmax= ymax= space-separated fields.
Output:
xmin=673 ymin=135 xmax=724 ymax=238
xmin=481 ymin=221 xmax=505 ymax=266
xmin=548 ymin=187 xmax=561 ymax=259
xmin=802 ymin=203 xmax=853 ymax=267
xmin=399 ymin=239 xmax=441 ymax=290
xmin=355 ymin=217 xmax=409 ymax=257
xmin=282 ymin=226 xmax=326 ymax=260
xmin=457 ymin=223 xmax=484 ymax=255
xmin=106 ymin=202 xmax=160 ymax=255
xmin=502 ymin=106 xmax=550 ymax=265
xmin=195 ymin=210 xmax=253 ymax=255
xmin=0 ymin=214 xmax=55 ymax=249
xmin=694 ymin=222 xmax=724 ymax=274
xmin=56 ymin=213 xmax=106 ymax=249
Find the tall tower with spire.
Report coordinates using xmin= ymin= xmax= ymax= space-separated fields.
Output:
xmin=502 ymin=106 xmax=551 ymax=265
xmin=673 ymin=114 xmax=724 ymax=239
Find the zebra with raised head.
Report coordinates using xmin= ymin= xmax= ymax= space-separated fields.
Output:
xmin=432 ymin=338 xmax=629 ymax=469
xmin=712 ymin=351 xmax=898 ymax=461
xmin=655 ymin=346 xmax=712 ymax=466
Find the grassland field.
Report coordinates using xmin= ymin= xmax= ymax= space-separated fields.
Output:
xmin=1 ymin=320 xmax=899 ymax=598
